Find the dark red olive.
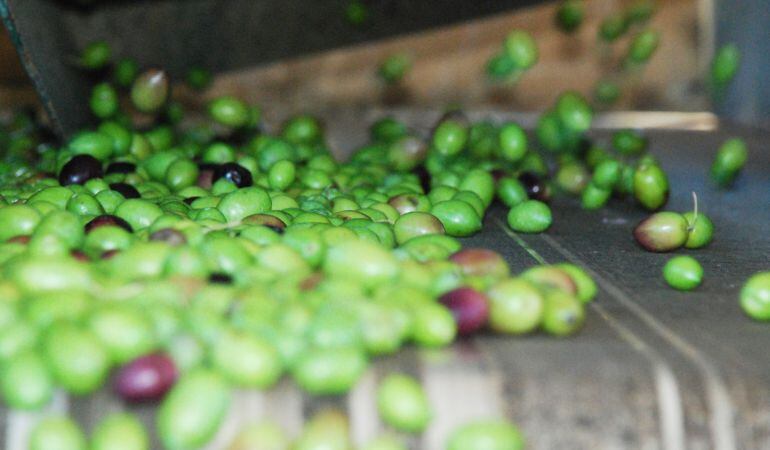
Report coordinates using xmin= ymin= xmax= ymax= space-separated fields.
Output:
xmin=59 ymin=154 xmax=103 ymax=186
xmin=518 ymin=172 xmax=551 ymax=202
xmin=449 ymin=248 xmax=510 ymax=279
xmin=209 ymin=273 xmax=233 ymax=284
xmin=105 ymin=162 xmax=137 ymax=174
xmin=196 ymin=164 xmax=217 ymax=189
xmin=113 ymin=353 xmax=178 ymax=403
xmin=7 ymin=235 xmax=30 ymax=244
xmin=149 ymin=228 xmax=187 ymax=246
xmin=85 ymin=214 xmax=133 ymax=233
xmin=439 ymin=287 xmax=490 ymax=336
xmin=101 ymin=249 xmax=121 ymax=259
xmin=213 ymin=163 xmax=253 ymax=188
xmin=109 ymin=182 xmax=140 ymax=199
xmin=70 ymin=250 xmax=90 ymax=262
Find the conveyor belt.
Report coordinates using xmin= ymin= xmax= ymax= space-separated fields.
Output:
xmin=0 ymin=111 xmax=767 ymax=449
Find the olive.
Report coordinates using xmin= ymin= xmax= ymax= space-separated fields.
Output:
xmin=109 ymin=182 xmax=140 ymax=199
xmin=213 ymin=163 xmax=253 ymax=188
xmin=105 ymin=162 xmax=137 ymax=174
xmin=439 ymin=287 xmax=490 ymax=336
xmin=209 ymin=273 xmax=234 ymax=284
xmin=518 ymin=171 xmax=551 ymax=202
xmin=59 ymin=154 xmax=103 ymax=186
xmin=85 ymin=214 xmax=133 ymax=233
xmin=113 ymin=353 xmax=177 ymax=403
xmin=149 ymin=228 xmax=187 ymax=246
xmin=241 ymin=214 xmax=286 ymax=234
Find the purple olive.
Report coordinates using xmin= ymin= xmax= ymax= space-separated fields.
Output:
xmin=113 ymin=353 xmax=177 ymax=403
xmin=85 ymin=214 xmax=133 ymax=233
xmin=197 ymin=164 xmax=217 ymax=189
xmin=59 ymin=154 xmax=103 ymax=186
xmin=109 ymin=182 xmax=140 ymax=199
xmin=213 ymin=163 xmax=253 ymax=188
xmin=439 ymin=287 xmax=490 ymax=336
xmin=449 ymin=248 xmax=510 ymax=279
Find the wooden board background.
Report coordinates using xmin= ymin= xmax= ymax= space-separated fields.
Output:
xmin=0 ymin=0 xmax=707 ymax=118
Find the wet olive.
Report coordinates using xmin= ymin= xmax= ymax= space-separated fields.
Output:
xmin=213 ymin=163 xmax=253 ymax=188
xmin=59 ymin=154 xmax=103 ymax=186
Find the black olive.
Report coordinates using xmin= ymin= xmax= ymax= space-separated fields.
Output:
xmin=59 ymin=154 xmax=103 ymax=186
xmin=106 ymin=161 xmax=137 ymax=174
xmin=212 ymin=162 xmax=253 ymax=188
xmin=85 ymin=214 xmax=133 ymax=233
xmin=518 ymin=171 xmax=551 ymax=202
xmin=209 ymin=273 xmax=233 ymax=284
xmin=109 ymin=182 xmax=140 ymax=199
xmin=413 ymin=165 xmax=431 ymax=193
xmin=197 ymin=163 xmax=219 ymax=172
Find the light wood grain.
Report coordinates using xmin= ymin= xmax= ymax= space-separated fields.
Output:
xmin=188 ymin=0 xmax=704 ymax=120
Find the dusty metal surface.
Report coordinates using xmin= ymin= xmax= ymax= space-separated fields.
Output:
xmin=0 ymin=111 xmax=768 ymax=449
xmin=0 ymin=0 xmax=544 ymax=137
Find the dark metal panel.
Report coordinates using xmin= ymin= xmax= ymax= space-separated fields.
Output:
xmin=0 ymin=0 xmax=86 ymax=137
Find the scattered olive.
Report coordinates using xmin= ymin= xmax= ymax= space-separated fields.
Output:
xmin=663 ymin=256 xmax=703 ymax=291
xmin=633 ymin=211 xmax=688 ymax=252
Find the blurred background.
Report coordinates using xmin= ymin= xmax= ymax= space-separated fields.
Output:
xmin=0 ymin=0 xmax=766 ymax=128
